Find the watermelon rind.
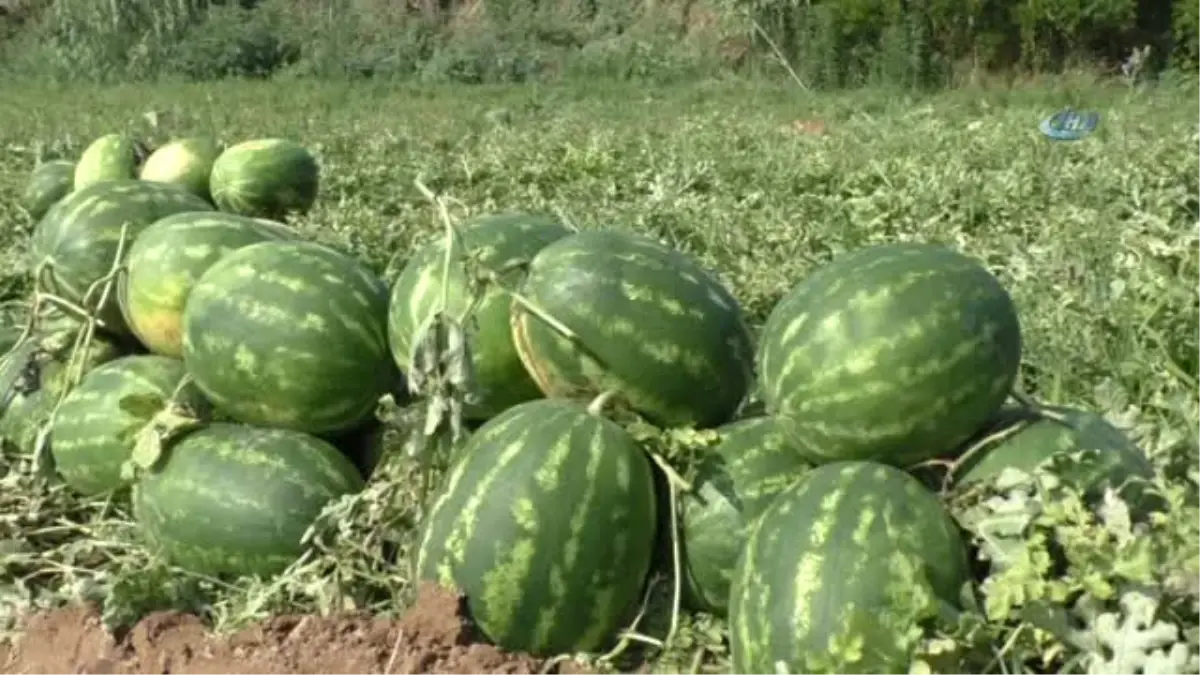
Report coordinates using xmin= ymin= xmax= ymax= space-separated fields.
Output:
xmin=209 ymin=138 xmax=320 ymax=220
xmin=30 ymin=180 xmax=214 ymax=336
xmin=680 ymin=416 xmax=811 ymax=616
xmin=138 ymin=136 xmax=223 ymax=202
xmin=511 ymin=229 xmax=756 ymax=429
xmin=181 ymin=239 xmax=396 ymax=435
xmin=133 ymin=422 xmax=365 ymax=579
xmin=415 ymin=398 xmax=658 ymax=656
xmin=119 ymin=210 xmax=300 ymax=358
xmin=74 ymin=133 xmax=138 ymax=190
xmin=757 ymin=242 xmax=1022 ymax=467
xmin=387 ymin=212 xmax=571 ymax=420
xmin=22 ymin=160 xmax=75 ymax=221
xmin=729 ymin=460 xmax=971 ymax=674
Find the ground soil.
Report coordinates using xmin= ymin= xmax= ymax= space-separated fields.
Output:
xmin=0 ymin=583 xmax=594 ymax=674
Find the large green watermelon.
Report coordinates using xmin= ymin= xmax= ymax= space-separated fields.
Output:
xmin=415 ymin=398 xmax=658 ymax=656
xmin=388 ymin=212 xmax=571 ymax=420
xmin=511 ymin=230 xmax=755 ymax=429
xmin=182 ymin=240 xmax=396 ymax=435
xmin=134 ymin=423 xmax=365 ymax=578
xmin=729 ymin=460 xmax=971 ymax=674
xmin=73 ymin=133 xmax=139 ymax=190
xmin=681 ymin=417 xmax=811 ymax=616
xmin=757 ymin=242 xmax=1022 ymax=467
xmin=209 ymin=138 xmax=319 ymax=220
xmin=30 ymin=180 xmax=214 ymax=336
xmin=50 ymin=354 xmax=203 ymax=496
xmin=952 ymin=403 xmax=1164 ymax=517
xmin=22 ymin=160 xmax=75 ymax=221
xmin=119 ymin=211 xmax=299 ymax=358
xmin=139 ymin=136 xmax=223 ymax=202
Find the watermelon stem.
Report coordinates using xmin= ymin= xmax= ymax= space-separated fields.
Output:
xmin=941 ymin=419 xmax=1038 ymax=492
xmin=645 ymin=450 xmax=686 ymax=648
xmin=586 ymin=390 xmax=617 ymax=416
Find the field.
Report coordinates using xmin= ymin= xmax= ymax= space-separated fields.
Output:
xmin=0 ymin=76 xmax=1197 ymax=674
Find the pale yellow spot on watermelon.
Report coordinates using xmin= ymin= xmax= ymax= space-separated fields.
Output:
xmin=233 ymin=344 xmax=257 ymax=375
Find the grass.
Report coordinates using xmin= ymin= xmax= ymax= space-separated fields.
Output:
xmin=0 ymin=75 xmax=1197 ymax=673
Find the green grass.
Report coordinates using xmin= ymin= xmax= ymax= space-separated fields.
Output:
xmin=0 ymin=77 xmax=1197 ymax=673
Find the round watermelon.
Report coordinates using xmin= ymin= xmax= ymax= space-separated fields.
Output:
xmin=134 ymin=422 xmax=365 ymax=579
xmin=50 ymin=354 xmax=203 ymax=496
xmin=22 ymin=160 xmax=75 ymax=221
xmin=729 ymin=460 xmax=971 ymax=673
xmin=119 ymin=211 xmax=299 ymax=358
xmin=388 ymin=212 xmax=571 ymax=420
xmin=182 ymin=240 xmax=396 ymax=435
xmin=73 ymin=133 xmax=139 ymax=190
xmin=511 ymin=230 xmax=755 ymax=429
xmin=30 ymin=180 xmax=214 ymax=336
xmin=415 ymin=398 xmax=658 ymax=656
xmin=757 ymin=242 xmax=1022 ymax=467
xmin=139 ymin=136 xmax=223 ymax=202
xmin=681 ymin=417 xmax=811 ymax=616
xmin=209 ymin=138 xmax=319 ymax=220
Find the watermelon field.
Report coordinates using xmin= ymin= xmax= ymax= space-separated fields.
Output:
xmin=0 ymin=76 xmax=1197 ymax=674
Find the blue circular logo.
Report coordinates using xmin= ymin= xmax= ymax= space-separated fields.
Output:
xmin=1039 ymin=109 xmax=1100 ymax=141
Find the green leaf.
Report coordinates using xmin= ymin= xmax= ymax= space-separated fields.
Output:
xmin=117 ymin=392 xmax=166 ymax=419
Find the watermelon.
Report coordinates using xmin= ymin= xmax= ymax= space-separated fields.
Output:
xmin=134 ymin=422 xmax=365 ymax=579
xmin=511 ymin=230 xmax=755 ymax=429
xmin=119 ymin=211 xmax=299 ymax=358
xmin=757 ymin=242 xmax=1022 ymax=467
xmin=22 ymin=160 xmax=75 ymax=221
xmin=0 ymin=388 xmax=58 ymax=456
xmin=139 ymin=136 xmax=223 ymax=202
xmin=182 ymin=240 xmax=396 ymax=435
xmin=729 ymin=460 xmax=971 ymax=674
xmin=50 ymin=354 xmax=203 ymax=496
xmin=30 ymin=180 xmax=214 ymax=336
xmin=415 ymin=398 xmax=658 ymax=656
xmin=73 ymin=133 xmax=139 ymax=190
xmin=388 ymin=212 xmax=571 ymax=419
xmin=209 ymin=138 xmax=319 ymax=219
xmin=680 ymin=417 xmax=811 ymax=616
xmin=952 ymin=403 xmax=1164 ymax=517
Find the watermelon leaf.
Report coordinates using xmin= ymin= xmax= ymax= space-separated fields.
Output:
xmin=118 ymin=392 xmax=167 ymax=419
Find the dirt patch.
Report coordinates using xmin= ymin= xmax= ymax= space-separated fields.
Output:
xmin=0 ymin=584 xmax=592 ymax=674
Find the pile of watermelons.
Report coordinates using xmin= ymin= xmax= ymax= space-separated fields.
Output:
xmin=2 ymin=133 xmax=1165 ymax=673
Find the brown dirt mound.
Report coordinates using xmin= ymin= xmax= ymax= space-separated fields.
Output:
xmin=0 ymin=583 xmax=594 ymax=674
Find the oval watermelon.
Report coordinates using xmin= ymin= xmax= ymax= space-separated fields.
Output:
xmin=511 ymin=230 xmax=756 ymax=429
xmin=388 ymin=212 xmax=571 ymax=420
xmin=681 ymin=417 xmax=811 ymax=616
xmin=22 ymin=160 xmax=75 ymax=221
xmin=415 ymin=398 xmax=658 ymax=656
xmin=30 ymin=180 xmax=214 ymax=336
xmin=757 ymin=242 xmax=1022 ymax=467
xmin=139 ymin=136 xmax=223 ymax=202
xmin=119 ymin=211 xmax=300 ymax=358
xmin=729 ymin=460 xmax=971 ymax=674
xmin=209 ymin=138 xmax=319 ymax=220
xmin=50 ymin=354 xmax=202 ymax=496
xmin=134 ymin=422 xmax=365 ymax=579
xmin=182 ymin=240 xmax=396 ymax=435
xmin=74 ymin=133 xmax=139 ymax=190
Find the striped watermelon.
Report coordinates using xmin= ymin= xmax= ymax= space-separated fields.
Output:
xmin=30 ymin=180 xmax=214 ymax=336
xmin=952 ymin=403 xmax=1163 ymax=517
xmin=511 ymin=230 xmax=755 ymax=429
xmin=73 ymin=133 xmax=140 ymax=190
xmin=209 ymin=139 xmax=319 ymax=220
xmin=138 ymin=136 xmax=223 ymax=202
xmin=415 ymin=398 xmax=658 ymax=656
xmin=681 ymin=417 xmax=811 ymax=616
xmin=181 ymin=240 xmax=396 ymax=435
xmin=757 ymin=243 xmax=1022 ymax=467
xmin=119 ymin=211 xmax=299 ymax=358
xmin=388 ymin=212 xmax=571 ymax=420
xmin=49 ymin=355 xmax=203 ymax=496
xmin=22 ymin=160 xmax=74 ymax=221
xmin=729 ymin=460 xmax=971 ymax=674
xmin=134 ymin=422 xmax=365 ymax=578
